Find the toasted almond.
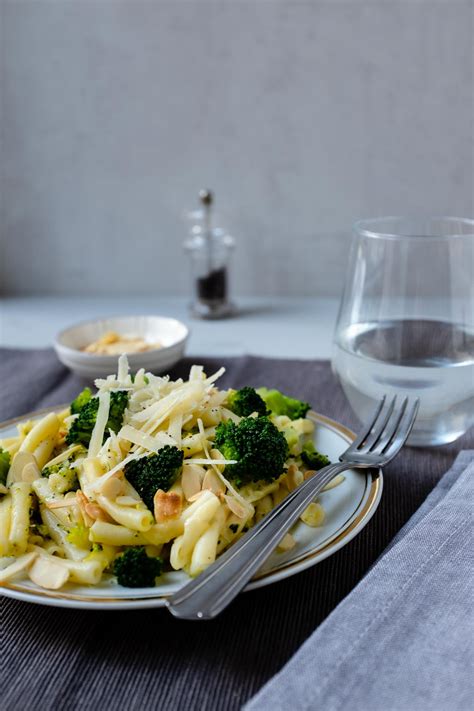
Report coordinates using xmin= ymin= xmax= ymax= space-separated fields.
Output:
xmin=76 ymin=490 xmax=93 ymax=527
xmin=202 ymin=468 xmax=226 ymax=496
xmin=209 ymin=448 xmax=226 ymax=472
xmin=277 ymin=533 xmax=296 ymax=552
xmin=187 ymin=490 xmax=206 ymax=503
xmin=303 ymin=469 xmax=316 ymax=481
xmin=181 ymin=463 xmax=205 ymax=501
xmin=224 ymin=495 xmax=247 ymax=520
xmin=84 ymin=503 xmax=114 ymax=523
xmin=154 ymin=489 xmax=182 ymax=523
xmin=322 ymin=474 xmax=345 ymax=491
xmin=100 ymin=474 xmax=124 ymax=499
xmin=286 ymin=465 xmax=304 ymax=492
xmin=300 ymin=502 xmax=325 ymax=527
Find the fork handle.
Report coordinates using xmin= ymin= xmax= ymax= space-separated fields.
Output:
xmin=166 ymin=462 xmax=351 ymax=620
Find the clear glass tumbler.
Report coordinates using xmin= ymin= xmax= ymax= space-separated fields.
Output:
xmin=332 ymin=217 xmax=474 ymax=446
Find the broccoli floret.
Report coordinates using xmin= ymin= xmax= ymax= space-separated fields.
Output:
xmin=226 ymin=387 xmax=268 ymax=418
xmin=66 ymin=390 xmax=128 ymax=446
xmin=70 ymin=387 xmax=92 ymax=415
xmin=66 ymin=524 xmax=91 ymax=549
xmin=42 ymin=448 xmax=85 ymax=493
xmin=113 ymin=547 xmax=163 ymax=588
xmin=124 ymin=445 xmax=184 ymax=511
xmin=214 ymin=416 xmax=288 ymax=487
xmin=300 ymin=441 xmax=330 ymax=470
xmin=0 ymin=447 xmax=11 ymax=486
xmin=257 ymin=387 xmax=311 ymax=420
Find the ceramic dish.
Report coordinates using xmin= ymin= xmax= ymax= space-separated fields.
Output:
xmin=0 ymin=408 xmax=382 ymax=610
xmin=54 ymin=315 xmax=189 ymax=379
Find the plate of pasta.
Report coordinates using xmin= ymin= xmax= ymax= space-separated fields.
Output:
xmin=0 ymin=357 xmax=382 ymax=609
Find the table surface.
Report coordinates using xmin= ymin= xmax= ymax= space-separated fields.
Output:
xmin=0 ymin=296 xmax=339 ymax=358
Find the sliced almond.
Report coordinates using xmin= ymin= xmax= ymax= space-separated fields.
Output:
xmin=224 ymin=494 xmax=247 ymax=520
xmin=286 ymin=463 xmax=304 ymax=492
xmin=154 ymin=489 xmax=182 ymax=523
xmin=29 ymin=556 xmax=69 ymax=589
xmin=277 ymin=533 xmax=296 ymax=552
xmin=100 ymin=474 xmax=124 ymax=499
xmin=21 ymin=461 xmax=41 ymax=483
xmin=181 ymin=463 xmax=205 ymax=501
xmin=84 ymin=503 xmax=114 ymax=523
xmin=7 ymin=451 xmax=38 ymax=486
xmin=303 ymin=469 xmax=316 ymax=481
xmin=187 ymin=490 xmax=206 ymax=503
xmin=202 ymin=468 xmax=226 ymax=496
xmin=76 ymin=490 xmax=93 ymax=527
xmin=300 ymin=502 xmax=325 ymax=527
xmin=322 ymin=474 xmax=345 ymax=491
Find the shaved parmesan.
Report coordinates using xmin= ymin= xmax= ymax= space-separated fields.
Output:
xmin=189 ymin=365 xmax=204 ymax=381
xmin=118 ymin=425 xmax=176 ymax=452
xmin=88 ymin=391 xmax=110 ymax=458
xmin=117 ymin=353 xmax=130 ymax=382
xmin=205 ymin=367 xmax=225 ymax=386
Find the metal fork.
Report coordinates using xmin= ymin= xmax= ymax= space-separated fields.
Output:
xmin=167 ymin=395 xmax=419 ymax=620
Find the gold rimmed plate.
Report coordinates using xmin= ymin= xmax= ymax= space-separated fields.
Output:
xmin=0 ymin=408 xmax=382 ymax=609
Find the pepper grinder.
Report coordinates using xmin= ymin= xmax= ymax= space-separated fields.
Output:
xmin=185 ymin=190 xmax=235 ymax=319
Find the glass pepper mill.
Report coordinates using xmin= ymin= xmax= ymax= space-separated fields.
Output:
xmin=185 ymin=189 xmax=236 ymax=319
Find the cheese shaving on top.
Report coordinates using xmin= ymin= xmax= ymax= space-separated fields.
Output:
xmin=88 ymin=391 xmax=110 ymax=458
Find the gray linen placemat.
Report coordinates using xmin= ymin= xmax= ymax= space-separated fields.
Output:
xmin=246 ymin=450 xmax=474 ymax=711
xmin=1 ymin=348 xmax=473 ymax=711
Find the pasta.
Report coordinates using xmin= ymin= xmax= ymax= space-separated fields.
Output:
xmin=0 ymin=356 xmax=345 ymax=591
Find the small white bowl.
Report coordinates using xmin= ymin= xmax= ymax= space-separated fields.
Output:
xmin=54 ymin=315 xmax=189 ymax=379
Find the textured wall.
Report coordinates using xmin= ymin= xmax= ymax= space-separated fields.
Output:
xmin=1 ymin=0 xmax=473 ymax=297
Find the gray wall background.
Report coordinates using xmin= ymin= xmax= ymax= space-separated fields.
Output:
xmin=1 ymin=0 xmax=473 ymax=297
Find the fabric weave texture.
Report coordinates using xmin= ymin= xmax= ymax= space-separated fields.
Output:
xmin=1 ymin=348 xmax=473 ymax=711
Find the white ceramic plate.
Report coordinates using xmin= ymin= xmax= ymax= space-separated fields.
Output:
xmin=54 ymin=315 xmax=189 ymax=379
xmin=0 ymin=409 xmax=382 ymax=610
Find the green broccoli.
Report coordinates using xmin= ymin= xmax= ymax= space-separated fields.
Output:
xmin=214 ymin=416 xmax=289 ymax=487
xmin=66 ymin=390 xmax=128 ymax=446
xmin=66 ymin=524 xmax=91 ymax=549
xmin=300 ymin=441 xmax=330 ymax=470
xmin=42 ymin=448 xmax=85 ymax=493
xmin=42 ymin=461 xmax=79 ymax=493
xmin=113 ymin=547 xmax=163 ymax=588
xmin=70 ymin=387 xmax=92 ymax=415
xmin=0 ymin=447 xmax=11 ymax=486
xmin=124 ymin=445 xmax=184 ymax=511
xmin=226 ymin=387 xmax=268 ymax=418
xmin=257 ymin=387 xmax=311 ymax=420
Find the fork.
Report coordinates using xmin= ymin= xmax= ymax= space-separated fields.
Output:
xmin=167 ymin=395 xmax=419 ymax=620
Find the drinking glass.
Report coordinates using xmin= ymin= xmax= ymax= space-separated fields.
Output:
xmin=332 ymin=217 xmax=474 ymax=446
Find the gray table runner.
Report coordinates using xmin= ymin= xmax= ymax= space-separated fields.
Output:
xmin=246 ymin=451 xmax=474 ymax=711
xmin=2 ymin=348 xmax=473 ymax=711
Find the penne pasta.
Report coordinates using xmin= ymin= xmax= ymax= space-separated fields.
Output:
xmin=0 ymin=495 xmax=13 ymax=556
xmin=1 ymin=355 xmax=337 ymax=591
xmin=9 ymin=482 xmax=32 ymax=555
xmin=19 ymin=413 xmax=60 ymax=468
xmin=89 ymin=520 xmax=149 ymax=547
xmin=96 ymin=494 xmax=153 ymax=532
